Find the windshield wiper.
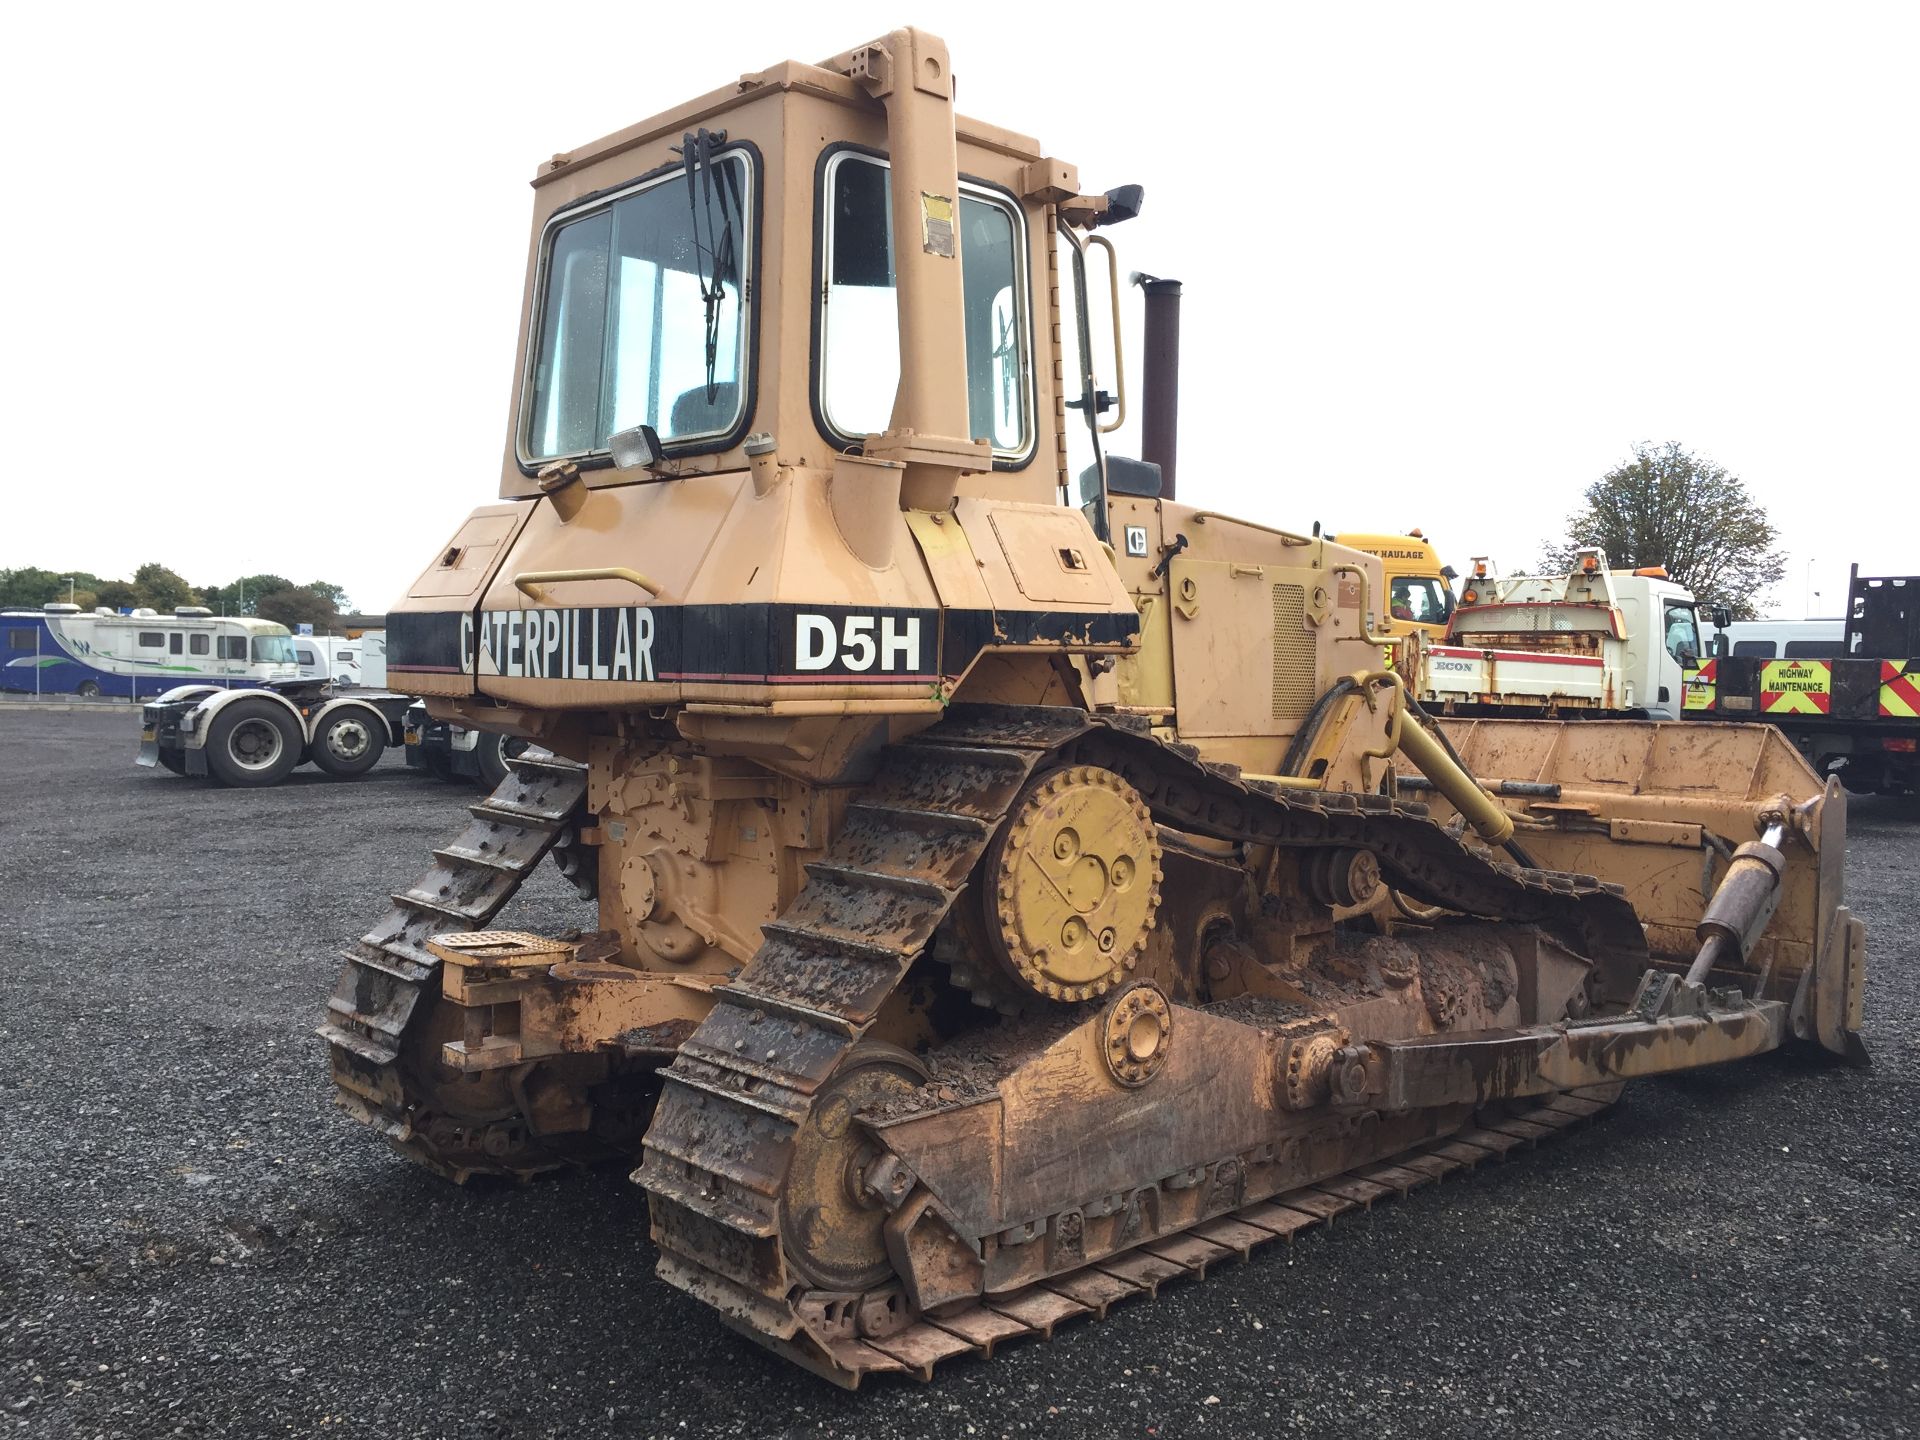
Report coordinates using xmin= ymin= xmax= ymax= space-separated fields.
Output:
xmin=675 ymin=128 xmax=743 ymax=405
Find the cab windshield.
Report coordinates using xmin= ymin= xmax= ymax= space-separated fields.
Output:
xmin=1389 ymin=576 xmax=1454 ymax=626
xmin=524 ymin=152 xmax=752 ymax=462
xmin=251 ymin=635 xmax=295 ymax=664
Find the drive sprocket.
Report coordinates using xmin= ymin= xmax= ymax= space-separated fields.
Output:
xmin=981 ymin=765 xmax=1164 ymax=1004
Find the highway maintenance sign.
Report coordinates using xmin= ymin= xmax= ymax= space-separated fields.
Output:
xmin=1761 ymin=659 xmax=1831 ymax=714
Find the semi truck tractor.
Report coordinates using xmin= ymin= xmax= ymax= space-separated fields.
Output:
xmin=139 ymin=680 xmax=416 ymax=786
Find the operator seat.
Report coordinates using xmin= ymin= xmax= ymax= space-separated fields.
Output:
xmin=668 ymin=381 xmax=740 ymax=439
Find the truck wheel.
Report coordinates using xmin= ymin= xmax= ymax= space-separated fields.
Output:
xmin=476 ymin=732 xmax=530 ymax=789
xmin=312 ymin=707 xmax=386 ymax=777
xmin=76 ymin=681 xmax=101 ymax=698
xmin=204 ymin=699 xmax=301 ymax=787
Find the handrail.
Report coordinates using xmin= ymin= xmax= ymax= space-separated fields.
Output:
xmin=1329 ymin=563 xmax=1402 ymax=646
xmin=1189 ymin=511 xmax=1315 ymax=546
xmin=1085 ymin=233 xmax=1128 ymax=435
xmin=513 ymin=567 xmax=664 ymax=603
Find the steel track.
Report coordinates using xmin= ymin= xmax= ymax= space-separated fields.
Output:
xmin=319 ymin=749 xmax=594 ymax=1180
xmin=731 ymin=1083 xmax=1625 ymax=1385
xmin=640 ymin=703 xmax=1645 ymax=1384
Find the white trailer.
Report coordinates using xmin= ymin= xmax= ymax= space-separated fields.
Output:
xmin=291 ymin=634 xmax=376 ymax=687
xmin=1414 ymin=550 xmax=1704 ymax=721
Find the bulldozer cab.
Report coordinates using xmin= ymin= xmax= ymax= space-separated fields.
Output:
xmin=497 ymin=37 xmax=1075 ymax=509
xmin=391 ymin=31 xmax=1398 ymax=787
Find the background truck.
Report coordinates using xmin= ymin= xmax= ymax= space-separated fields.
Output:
xmin=1326 ymin=529 xmax=1457 ymax=643
xmin=138 ymin=679 xmax=415 ymax=786
xmin=1686 ymin=567 xmax=1918 ymax=794
xmin=1414 ymin=549 xmax=1702 ymax=720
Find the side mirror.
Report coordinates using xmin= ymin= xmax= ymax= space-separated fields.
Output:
xmin=1711 ymin=605 xmax=1732 ymax=629
xmin=1100 ymin=185 xmax=1144 ymax=225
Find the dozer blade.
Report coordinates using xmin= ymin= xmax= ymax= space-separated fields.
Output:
xmin=1403 ymin=718 xmax=1866 ymax=1060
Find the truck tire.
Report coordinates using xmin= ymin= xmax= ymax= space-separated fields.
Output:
xmin=204 ymin=698 xmax=302 ymax=788
xmin=312 ymin=706 xmax=386 ymax=777
xmin=76 ymin=681 xmax=101 ymax=698
xmin=475 ymin=731 xmax=530 ymax=789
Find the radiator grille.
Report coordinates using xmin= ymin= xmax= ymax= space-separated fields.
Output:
xmin=1272 ymin=583 xmax=1315 ymax=722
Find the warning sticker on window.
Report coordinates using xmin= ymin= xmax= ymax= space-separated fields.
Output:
xmin=921 ymin=193 xmax=956 ymax=257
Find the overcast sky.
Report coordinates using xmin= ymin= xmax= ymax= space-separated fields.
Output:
xmin=5 ymin=1 xmax=1915 ymax=620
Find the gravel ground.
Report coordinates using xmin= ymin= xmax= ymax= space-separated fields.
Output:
xmin=2 ymin=709 xmax=1914 ymax=1440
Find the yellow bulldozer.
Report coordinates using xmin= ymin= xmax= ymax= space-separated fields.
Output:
xmin=321 ymin=27 xmax=1867 ymax=1386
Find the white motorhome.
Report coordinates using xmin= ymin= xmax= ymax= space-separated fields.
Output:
xmin=1 ymin=604 xmax=298 ymax=699
xmin=1414 ymin=550 xmax=1702 ymax=720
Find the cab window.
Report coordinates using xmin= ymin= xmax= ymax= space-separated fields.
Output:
xmin=817 ymin=153 xmax=1030 ymax=459
xmin=1389 ymin=577 xmax=1453 ymax=625
xmin=1663 ymin=603 xmax=1701 ymax=664
xmin=523 ymin=150 xmax=753 ymax=462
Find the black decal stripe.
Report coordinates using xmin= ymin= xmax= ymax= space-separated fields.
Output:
xmin=394 ymin=604 xmax=1141 ymax=684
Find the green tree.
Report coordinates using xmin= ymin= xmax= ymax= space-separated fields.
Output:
xmin=0 ymin=567 xmax=68 ymax=607
xmin=202 ymin=573 xmax=295 ymax=616
xmin=255 ymin=582 xmax=343 ymax=632
xmin=132 ymin=562 xmax=199 ymax=611
xmin=1537 ymin=442 xmax=1785 ymax=621
xmin=95 ymin=580 xmax=139 ymax=610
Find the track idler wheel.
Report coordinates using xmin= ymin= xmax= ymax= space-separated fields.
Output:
xmin=983 ymin=765 xmax=1163 ymax=1004
xmin=779 ymin=1045 xmax=928 ymax=1292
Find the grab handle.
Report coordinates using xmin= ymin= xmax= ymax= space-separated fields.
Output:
xmin=512 ymin=567 xmax=664 ymax=604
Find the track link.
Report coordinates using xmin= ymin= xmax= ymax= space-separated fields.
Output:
xmin=320 ymin=748 xmax=592 ymax=1180
xmin=640 ymin=704 xmax=1644 ymax=1382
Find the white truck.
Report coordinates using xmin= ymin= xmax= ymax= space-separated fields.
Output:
xmin=1412 ymin=549 xmax=1704 ymax=721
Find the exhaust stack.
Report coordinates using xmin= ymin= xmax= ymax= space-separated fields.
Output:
xmin=1138 ymin=276 xmax=1182 ymax=500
